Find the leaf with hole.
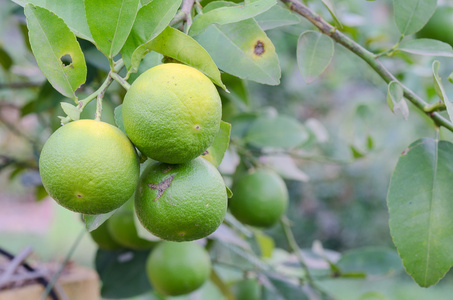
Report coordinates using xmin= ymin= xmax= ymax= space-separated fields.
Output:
xmin=189 ymin=0 xmax=276 ymax=36
xmin=297 ymin=30 xmax=334 ymax=84
xmin=388 ymin=138 xmax=453 ymax=287
xmin=393 ymin=0 xmax=437 ymax=35
xmin=85 ymin=0 xmax=140 ymax=58
xmin=25 ymin=4 xmax=87 ymax=100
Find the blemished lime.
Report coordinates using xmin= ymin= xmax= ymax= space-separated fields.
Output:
xmin=39 ymin=119 xmax=139 ymax=214
xmin=122 ymin=63 xmax=222 ymax=164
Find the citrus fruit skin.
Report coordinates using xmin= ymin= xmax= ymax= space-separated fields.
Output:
xmin=146 ymin=241 xmax=211 ymax=296
xmin=107 ymin=199 xmax=157 ymax=250
xmin=229 ymin=170 xmax=288 ymax=227
xmin=416 ymin=6 xmax=453 ymax=46
xmin=39 ymin=119 xmax=139 ymax=214
xmin=89 ymin=220 xmax=123 ymax=250
xmin=135 ymin=157 xmax=227 ymax=242
xmin=122 ymin=63 xmax=222 ymax=164
xmin=232 ymin=278 xmax=262 ymax=300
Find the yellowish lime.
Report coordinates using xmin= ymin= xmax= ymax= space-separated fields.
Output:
xmin=135 ymin=157 xmax=227 ymax=241
xmin=39 ymin=119 xmax=139 ymax=214
xmin=122 ymin=63 xmax=222 ymax=164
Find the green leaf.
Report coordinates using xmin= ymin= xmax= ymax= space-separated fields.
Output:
xmin=194 ymin=19 xmax=281 ymax=85
xmin=245 ymin=115 xmax=308 ymax=149
xmin=189 ymin=0 xmax=276 ymax=36
xmin=386 ymin=81 xmax=408 ymax=120
xmin=388 ymin=138 xmax=453 ymax=287
xmin=254 ymin=231 xmax=274 ymax=258
xmin=254 ymin=4 xmax=300 ymax=30
xmin=114 ymin=104 xmax=126 ymax=133
xmin=0 ymin=46 xmax=13 ymax=70
xmin=201 ymin=121 xmax=231 ymax=167
xmin=60 ymin=102 xmax=81 ymax=121
xmin=433 ymin=61 xmax=453 ymax=124
xmin=393 ymin=0 xmax=437 ymax=35
xmin=25 ymin=4 xmax=87 ymax=100
xmin=337 ymin=247 xmax=403 ymax=276
xmin=95 ymin=249 xmax=152 ymax=298
xmin=398 ymin=39 xmax=453 ymax=57
xmin=13 ymin=0 xmax=93 ymax=42
xmin=297 ymin=30 xmax=334 ymax=84
xmin=432 ymin=60 xmax=447 ymax=102
xmin=320 ymin=0 xmax=343 ymax=29
xmin=83 ymin=210 xmax=118 ymax=232
xmin=134 ymin=26 xmax=225 ymax=89
xmin=85 ymin=0 xmax=140 ymax=58
xmin=226 ymin=186 xmax=233 ymax=198
xmin=122 ymin=0 xmax=181 ymax=70
xmin=264 ymin=274 xmax=309 ymax=300
xmin=230 ymin=112 xmax=259 ymax=138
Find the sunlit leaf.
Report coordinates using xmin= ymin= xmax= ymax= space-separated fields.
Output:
xmin=25 ymin=4 xmax=87 ymax=100
xmin=189 ymin=0 xmax=276 ymax=36
xmin=202 ymin=121 xmax=231 ymax=167
xmin=85 ymin=0 xmax=140 ymax=58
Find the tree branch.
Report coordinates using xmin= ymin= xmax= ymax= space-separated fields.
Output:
xmin=281 ymin=0 xmax=453 ymax=132
xmin=170 ymin=0 xmax=195 ymax=27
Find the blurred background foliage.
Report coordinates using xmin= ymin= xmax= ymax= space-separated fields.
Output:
xmin=1 ymin=0 xmax=453 ymax=299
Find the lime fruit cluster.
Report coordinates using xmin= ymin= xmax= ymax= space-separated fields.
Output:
xmin=146 ymin=241 xmax=211 ymax=296
xmin=229 ymin=169 xmax=288 ymax=227
xmin=39 ymin=119 xmax=139 ymax=214
xmin=122 ymin=63 xmax=227 ymax=242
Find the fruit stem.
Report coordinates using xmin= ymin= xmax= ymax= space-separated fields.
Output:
xmin=40 ymin=228 xmax=86 ymax=300
xmin=78 ymin=60 xmax=125 ymax=110
xmin=280 ymin=0 xmax=453 ymax=132
xmin=280 ymin=216 xmax=334 ymax=299
xmin=111 ymin=72 xmax=131 ymax=91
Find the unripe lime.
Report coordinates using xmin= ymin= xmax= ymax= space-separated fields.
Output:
xmin=135 ymin=157 xmax=227 ymax=242
xmin=416 ymin=6 xmax=453 ymax=46
xmin=89 ymin=220 xmax=122 ymax=250
xmin=39 ymin=120 xmax=139 ymax=214
xmin=107 ymin=199 xmax=156 ymax=250
xmin=146 ymin=241 xmax=211 ymax=296
xmin=122 ymin=63 xmax=222 ymax=164
xmin=229 ymin=169 xmax=288 ymax=227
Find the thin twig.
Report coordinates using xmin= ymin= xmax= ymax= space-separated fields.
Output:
xmin=281 ymin=0 xmax=453 ymax=132
xmin=40 ymin=228 xmax=86 ymax=300
xmin=170 ymin=0 xmax=195 ymax=26
xmin=280 ymin=216 xmax=334 ymax=299
xmin=0 ymin=246 xmax=33 ymax=289
xmin=0 ymin=248 xmax=58 ymax=300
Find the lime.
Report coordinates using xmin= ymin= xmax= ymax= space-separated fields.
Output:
xmin=89 ymin=220 xmax=123 ymax=250
xmin=107 ymin=199 xmax=157 ymax=250
xmin=146 ymin=241 xmax=211 ymax=296
xmin=135 ymin=157 xmax=227 ymax=241
xmin=229 ymin=169 xmax=288 ymax=227
xmin=39 ymin=119 xmax=139 ymax=214
xmin=122 ymin=63 xmax=222 ymax=164
xmin=232 ymin=278 xmax=262 ymax=300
